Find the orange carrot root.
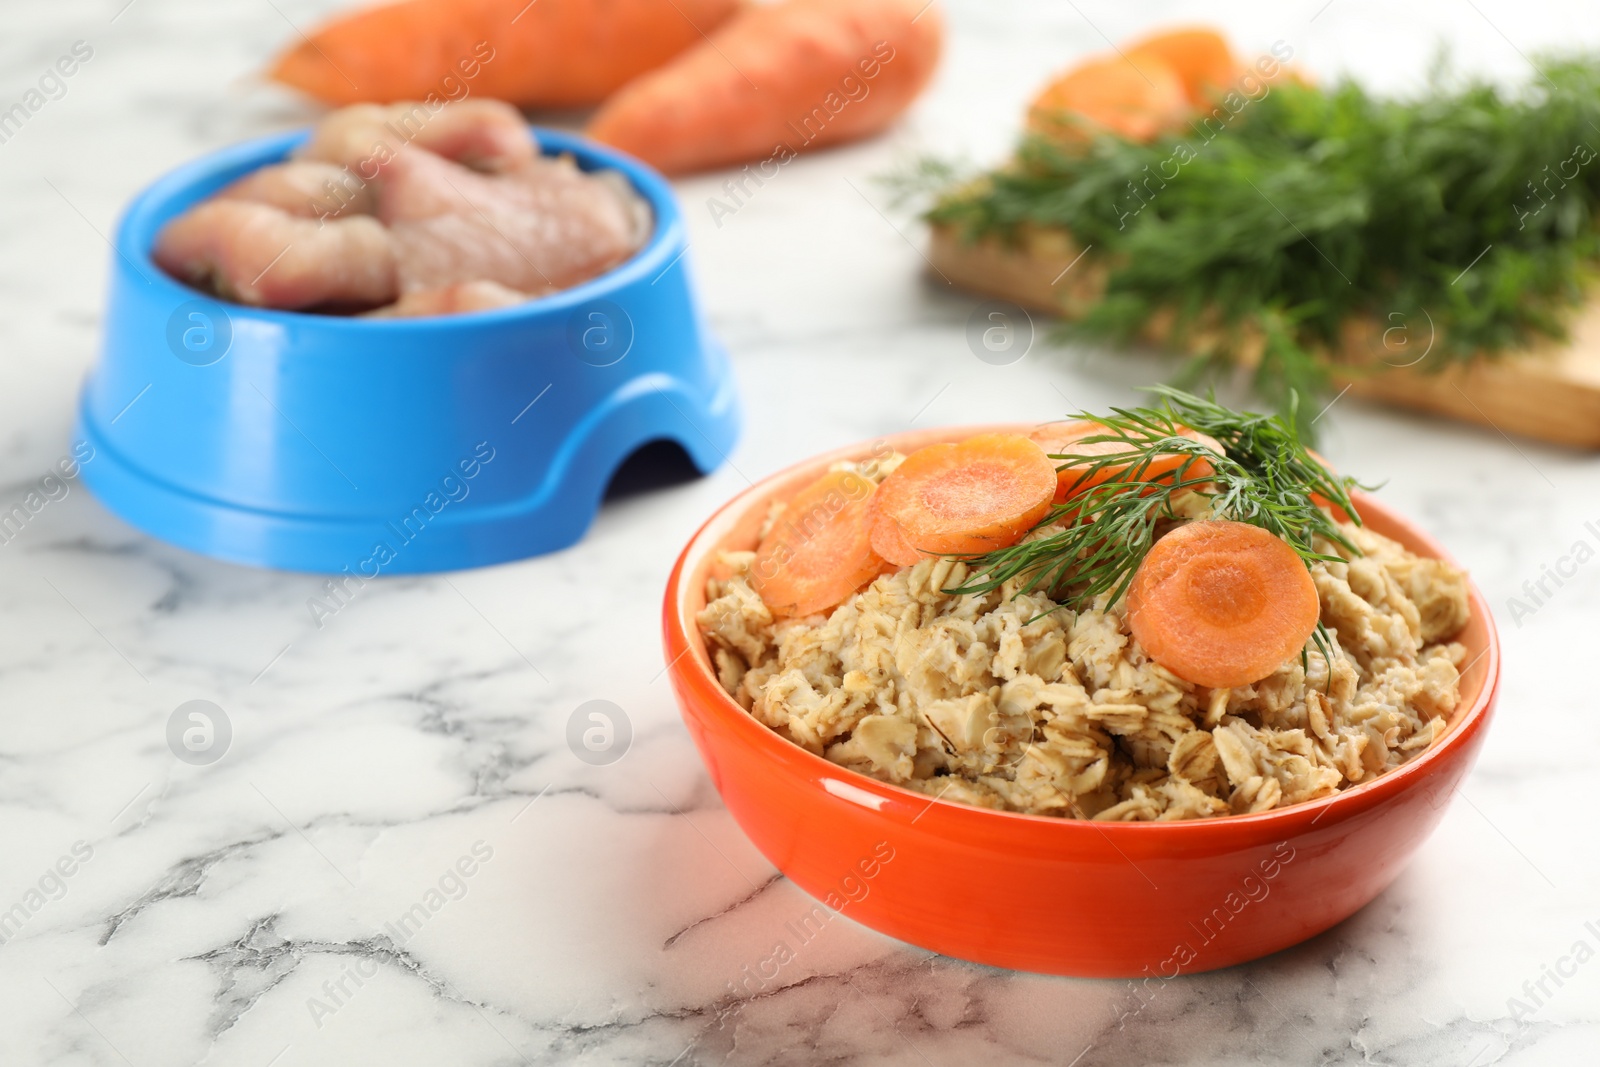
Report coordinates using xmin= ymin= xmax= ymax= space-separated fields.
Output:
xmin=269 ymin=0 xmax=742 ymax=108
xmin=871 ymin=434 xmax=1058 ymax=559
xmin=587 ymin=0 xmax=945 ymax=175
xmin=752 ymin=469 xmax=890 ymax=617
xmin=1029 ymin=420 xmax=1220 ymax=503
xmin=1126 ymin=520 xmax=1321 ymax=689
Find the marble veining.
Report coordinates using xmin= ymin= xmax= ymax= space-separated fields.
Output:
xmin=1 ymin=0 xmax=1597 ymax=1064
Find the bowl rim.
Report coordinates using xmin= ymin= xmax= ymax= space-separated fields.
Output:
xmin=665 ymin=422 xmax=1502 ymax=836
xmin=120 ymin=125 xmax=684 ymax=331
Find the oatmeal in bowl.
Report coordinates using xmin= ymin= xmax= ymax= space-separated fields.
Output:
xmin=697 ymin=389 xmax=1473 ymax=822
xmin=662 ymin=391 xmax=1498 ymax=976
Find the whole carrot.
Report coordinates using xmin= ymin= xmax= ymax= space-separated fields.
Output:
xmin=270 ymin=0 xmax=743 ymax=108
xmin=587 ymin=0 xmax=944 ymax=175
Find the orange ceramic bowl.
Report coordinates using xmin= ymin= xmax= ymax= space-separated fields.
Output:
xmin=662 ymin=426 xmax=1500 ymax=978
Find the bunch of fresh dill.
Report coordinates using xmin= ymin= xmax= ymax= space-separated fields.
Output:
xmin=920 ymin=54 xmax=1600 ymax=433
xmin=947 ymin=387 xmax=1365 ymax=661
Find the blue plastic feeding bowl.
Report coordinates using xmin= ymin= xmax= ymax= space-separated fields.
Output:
xmin=76 ymin=127 xmax=739 ymax=574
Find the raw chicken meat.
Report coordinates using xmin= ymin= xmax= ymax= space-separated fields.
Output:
xmin=154 ymin=200 xmax=397 ymax=310
xmin=153 ymin=99 xmax=649 ymax=315
xmin=296 ymin=100 xmax=535 ymax=175
xmin=215 ymin=160 xmax=375 ymax=220
xmin=376 ymin=147 xmax=642 ymax=292
xmin=364 ymin=280 xmax=540 ymax=318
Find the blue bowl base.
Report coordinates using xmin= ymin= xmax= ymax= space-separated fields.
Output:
xmin=76 ymin=364 xmax=739 ymax=575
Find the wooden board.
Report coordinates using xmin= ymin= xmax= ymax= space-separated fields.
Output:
xmin=928 ymin=224 xmax=1600 ymax=449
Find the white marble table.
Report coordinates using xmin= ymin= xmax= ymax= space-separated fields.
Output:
xmin=2 ymin=1 xmax=1597 ymax=1064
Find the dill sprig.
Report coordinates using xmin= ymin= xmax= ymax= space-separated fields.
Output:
xmin=946 ymin=388 xmax=1366 ymax=666
xmin=918 ymin=53 xmax=1600 ymax=436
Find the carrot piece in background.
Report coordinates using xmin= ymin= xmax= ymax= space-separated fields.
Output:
xmin=1126 ymin=520 xmax=1320 ymax=689
xmin=752 ymin=469 xmax=889 ymax=618
xmin=1124 ymin=27 xmax=1239 ymax=107
xmin=1027 ymin=53 xmax=1189 ymax=144
xmin=269 ymin=0 xmax=743 ymax=108
xmin=872 ymin=434 xmax=1058 ymax=558
xmin=1030 ymin=421 xmax=1219 ymax=503
xmin=587 ymin=0 xmax=945 ymax=175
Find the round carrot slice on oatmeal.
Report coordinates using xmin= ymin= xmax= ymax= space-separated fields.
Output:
xmin=751 ymin=469 xmax=888 ymax=618
xmin=871 ymin=433 xmax=1058 ymax=557
xmin=1030 ymin=420 xmax=1220 ymax=503
xmin=866 ymin=493 xmax=927 ymax=568
xmin=1126 ymin=519 xmax=1321 ymax=689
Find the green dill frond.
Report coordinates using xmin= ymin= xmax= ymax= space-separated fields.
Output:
xmin=920 ymin=53 xmax=1600 ymax=437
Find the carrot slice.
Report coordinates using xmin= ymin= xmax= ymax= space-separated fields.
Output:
xmin=1124 ymin=28 xmax=1239 ymax=107
xmin=1027 ymin=53 xmax=1189 ymax=144
xmin=871 ymin=434 xmax=1058 ymax=558
xmin=867 ymin=494 xmax=926 ymax=568
xmin=1126 ymin=520 xmax=1320 ymax=688
xmin=1029 ymin=420 xmax=1220 ymax=503
xmin=752 ymin=469 xmax=889 ymax=618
